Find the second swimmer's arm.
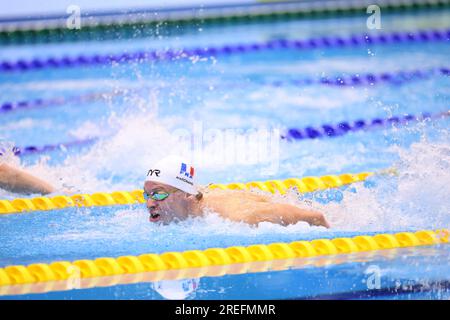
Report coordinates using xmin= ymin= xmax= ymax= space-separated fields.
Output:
xmin=0 ymin=163 xmax=55 ymax=195
xmin=238 ymin=203 xmax=330 ymax=228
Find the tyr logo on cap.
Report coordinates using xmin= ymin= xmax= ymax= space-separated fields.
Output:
xmin=180 ymin=163 xmax=194 ymax=179
xmin=147 ymin=169 xmax=161 ymax=177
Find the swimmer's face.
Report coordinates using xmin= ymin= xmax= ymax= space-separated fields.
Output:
xmin=144 ymin=181 xmax=192 ymax=224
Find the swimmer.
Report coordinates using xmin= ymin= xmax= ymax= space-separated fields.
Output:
xmin=0 ymin=157 xmax=329 ymax=228
xmin=144 ymin=156 xmax=329 ymax=228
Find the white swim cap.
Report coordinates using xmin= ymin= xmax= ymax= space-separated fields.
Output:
xmin=145 ymin=155 xmax=197 ymax=195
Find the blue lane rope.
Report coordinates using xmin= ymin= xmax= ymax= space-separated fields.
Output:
xmin=2 ymin=67 xmax=449 ymax=114
xmin=0 ymin=91 xmax=123 ymax=114
xmin=8 ymin=138 xmax=98 ymax=157
xmin=263 ymin=66 xmax=450 ymax=88
xmin=1 ymin=28 xmax=449 ymax=73
xmin=282 ymin=110 xmax=450 ymax=141
xmin=0 ymin=97 xmax=74 ymax=114
xmin=7 ymin=110 xmax=449 ymax=157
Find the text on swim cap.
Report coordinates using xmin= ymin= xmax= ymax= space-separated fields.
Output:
xmin=147 ymin=169 xmax=161 ymax=177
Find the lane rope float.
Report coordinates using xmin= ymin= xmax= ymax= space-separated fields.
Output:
xmin=0 ymin=229 xmax=447 ymax=288
xmin=1 ymin=28 xmax=449 ymax=73
xmin=0 ymin=171 xmax=373 ymax=214
xmin=0 ymin=232 xmax=447 ymax=297
xmin=1 ymin=0 xmax=446 ymax=45
xmin=2 ymin=67 xmax=449 ymax=115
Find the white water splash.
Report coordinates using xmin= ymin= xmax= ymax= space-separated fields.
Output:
xmin=323 ymin=142 xmax=450 ymax=231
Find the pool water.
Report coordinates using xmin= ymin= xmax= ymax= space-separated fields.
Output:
xmin=0 ymin=6 xmax=449 ymax=299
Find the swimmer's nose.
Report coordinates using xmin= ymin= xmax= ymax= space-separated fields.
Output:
xmin=146 ymin=199 xmax=158 ymax=210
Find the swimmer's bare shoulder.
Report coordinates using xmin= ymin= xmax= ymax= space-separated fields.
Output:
xmin=201 ymin=189 xmax=255 ymax=214
xmin=201 ymin=188 xmax=329 ymax=228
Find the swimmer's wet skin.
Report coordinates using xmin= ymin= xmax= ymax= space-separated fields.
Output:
xmin=144 ymin=156 xmax=329 ymax=228
xmin=0 ymin=163 xmax=55 ymax=195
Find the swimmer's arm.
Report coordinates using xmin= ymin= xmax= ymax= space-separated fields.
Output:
xmin=238 ymin=203 xmax=329 ymax=228
xmin=0 ymin=163 xmax=55 ymax=195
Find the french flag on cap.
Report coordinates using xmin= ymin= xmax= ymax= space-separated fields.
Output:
xmin=180 ymin=163 xmax=195 ymax=179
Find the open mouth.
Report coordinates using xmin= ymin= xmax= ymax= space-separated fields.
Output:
xmin=149 ymin=212 xmax=161 ymax=222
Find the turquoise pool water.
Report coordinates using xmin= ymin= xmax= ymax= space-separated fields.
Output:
xmin=0 ymin=7 xmax=449 ymax=299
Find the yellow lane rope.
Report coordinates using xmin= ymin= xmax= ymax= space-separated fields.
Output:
xmin=0 ymin=229 xmax=447 ymax=290
xmin=0 ymin=172 xmax=372 ymax=214
xmin=0 ymin=237 xmax=437 ymax=297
